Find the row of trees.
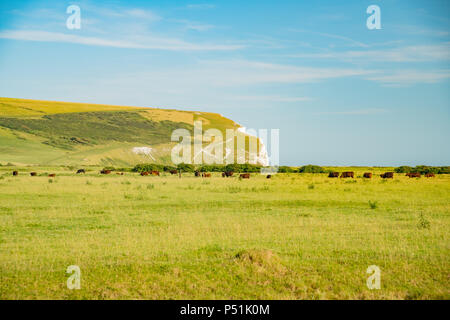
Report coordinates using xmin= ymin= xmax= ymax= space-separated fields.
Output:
xmin=131 ymin=163 xmax=264 ymax=173
xmin=130 ymin=163 xmax=327 ymax=173
xmin=105 ymin=163 xmax=449 ymax=175
xmin=394 ymin=166 xmax=450 ymax=174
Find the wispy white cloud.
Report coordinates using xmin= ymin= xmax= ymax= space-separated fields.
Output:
xmin=315 ymin=108 xmax=388 ymax=115
xmin=96 ymin=59 xmax=376 ymax=92
xmin=289 ymin=43 xmax=450 ymax=62
xmin=289 ymin=29 xmax=369 ymax=48
xmin=186 ymin=4 xmax=216 ymax=9
xmin=200 ymin=60 xmax=374 ymax=85
xmin=0 ymin=30 xmax=244 ymax=51
xmin=228 ymin=95 xmax=313 ymax=102
xmin=124 ymin=9 xmax=161 ymax=21
xmin=170 ymin=19 xmax=215 ymax=32
xmin=366 ymin=69 xmax=450 ymax=86
xmin=83 ymin=5 xmax=161 ymax=22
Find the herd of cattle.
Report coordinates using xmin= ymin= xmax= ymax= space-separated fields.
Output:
xmin=10 ymin=170 xmax=436 ymax=179
xmin=328 ymin=171 xmax=435 ymax=179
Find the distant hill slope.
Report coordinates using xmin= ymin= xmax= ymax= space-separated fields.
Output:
xmin=0 ymin=97 xmax=259 ymax=166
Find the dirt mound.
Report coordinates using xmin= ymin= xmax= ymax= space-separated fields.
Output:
xmin=234 ymin=249 xmax=286 ymax=273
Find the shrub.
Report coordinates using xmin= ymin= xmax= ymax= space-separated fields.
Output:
xmin=278 ymin=166 xmax=296 ymax=173
xmin=225 ymin=164 xmax=261 ymax=173
xmin=132 ymin=163 xmax=165 ymax=173
xmin=412 ymin=166 xmax=438 ymax=175
xmin=298 ymin=165 xmax=326 ymax=173
xmin=395 ymin=166 xmax=412 ymax=173
xmin=177 ymin=163 xmax=195 ymax=172
xmin=198 ymin=165 xmax=223 ymax=172
xmin=438 ymin=166 xmax=450 ymax=174
xmin=163 ymin=165 xmax=177 ymax=172
xmin=418 ymin=213 xmax=430 ymax=229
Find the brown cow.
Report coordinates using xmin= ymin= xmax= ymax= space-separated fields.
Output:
xmin=151 ymin=171 xmax=160 ymax=176
xmin=406 ymin=172 xmax=421 ymax=178
xmin=100 ymin=170 xmax=112 ymax=175
xmin=425 ymin=173 xmax=435 ymax=178
xmin=195 ymin=171 xmax=201 ymax=177
xmin=222 ymin=172 xmax=226 ymax=177
xmin=340 ymin=172 xmax=354 ymax=178
xmin=116 ymin=172 xmax=124 ymax=175
xmin=380 ymin=172 xmax=394 ymax=179
xmin=76 ymin=169 xmax=85 ymax=174
xmin=169 ymin=170 xmax=178 ymax=175
xmin=30 ymin=172 xmax=37 ymax=176
xmin=224 ymin=171 xmax=233 ymax=177
xmin=12 ymin=171 xmax=18 ymax=176
xmin=202 ymin=173 xmax=211 ymax=178
xmin=48 ymin=174 xmax=56 ymax=178
xmin=328 ymin=172 xmax=339 ymax=178
xmin=363 ymin=173 xmax=372 ymax=179
xmin=140 ymin=171 xmax=150 ymax=176
xmin=240 ymin=173 xmax=250 ymax=179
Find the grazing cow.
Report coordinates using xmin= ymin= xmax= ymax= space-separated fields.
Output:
xmin=76 ymin=169 xmax=85 ymax=174
xmin=12 ymin=171 xmax=18 ymax=176
xmin=363 ymin=173 xmax=373 ymax=179
xmin=328 ymin=172 xmax=339 ymax=178
xmin=222 ymin=172 xmax=226 ymax=177
xmin=380 ymin=172 xmax=394 ymax=179
xmin=240 ymin=173 xmax=250 ymax=179
xmin=169 ymin=170 xmax=178 ymax=175
xmin=340 ymin=172 xmax=354 ymax=178
xmin=425 ymin=173 xmax=435 ymax=178
xmin=224 ymin=171 xmax=234 ymax=177
xmin=266 ymin=175 xmax=272 ymax=179
xmin=100 ymin=169 xmax=112 ymax=175
xmin=151 ymin=170 xmax=160 ymax=176
xmin=406 ymin=172 xmax=421 ymax=178
xmin=195 ymin=171 xmax=201 ymax=177
xmin=48 ymin=174 xmax=56 ymax=178
xmin=202 ymin=173 xmax=211 ymax=178
xmin=116 ymin=172 xmax=124 ymax=175
xmin=30 ymin=172 xmax=37 ymax=176
xmin=140 ymin=171 xmax=150 ymax=176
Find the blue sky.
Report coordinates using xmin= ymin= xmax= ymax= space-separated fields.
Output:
xmin=0 ymin=0 xmax=449 ymax=166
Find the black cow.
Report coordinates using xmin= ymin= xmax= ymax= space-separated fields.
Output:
xmin=328 ymin=172 xmax=339 ymax=178
xmin=380 ymin=172 xmax=394 ymax=179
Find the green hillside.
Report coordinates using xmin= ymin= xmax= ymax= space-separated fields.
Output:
xmin=0 ymin=97 xmax=248 ymax=166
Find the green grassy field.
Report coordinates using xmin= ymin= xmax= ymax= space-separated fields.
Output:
xmin=0 ymin=166 xmax=448 ymax=299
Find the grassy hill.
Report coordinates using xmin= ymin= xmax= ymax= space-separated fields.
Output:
xmin=0 ymin=97 xmax=246 ymax=166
